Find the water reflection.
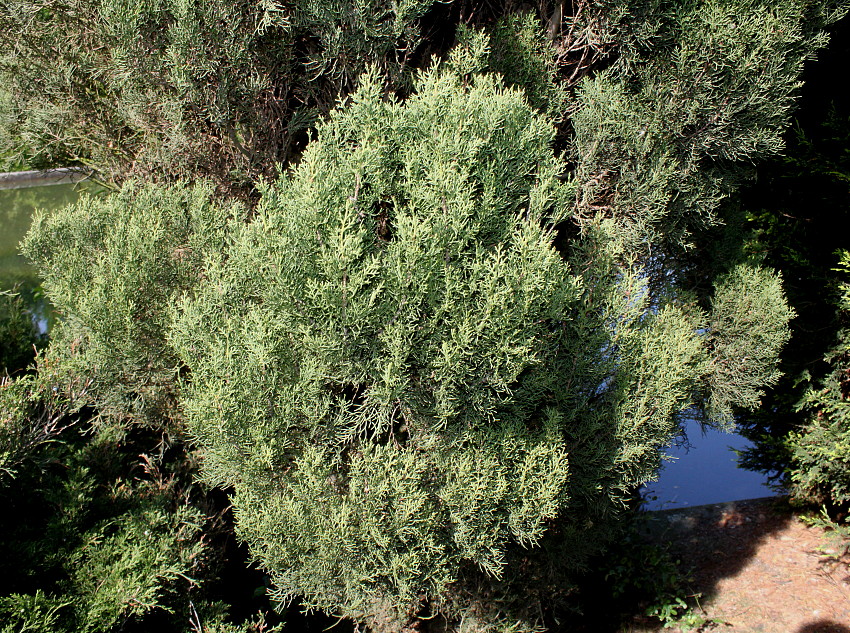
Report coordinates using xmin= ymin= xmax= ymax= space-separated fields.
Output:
xmin=0 ymin=182 xmax=82 ymax=332
xmin=642 ymin=418 xmax=781 ymax=511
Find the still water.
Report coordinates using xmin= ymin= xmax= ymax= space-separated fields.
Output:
xmin=0 ymin=182 xmax=81 ymax=331
xmin=642 ymin=418 xmax=778 ymax=511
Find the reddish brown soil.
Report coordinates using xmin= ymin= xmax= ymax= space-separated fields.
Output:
xmin=624 ymin=498 xmax=850 ymax=633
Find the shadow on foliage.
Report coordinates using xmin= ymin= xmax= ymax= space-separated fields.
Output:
xmin=736 ymin=0 xmax=850 ymax=488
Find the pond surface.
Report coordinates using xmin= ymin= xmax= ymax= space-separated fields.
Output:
xmin=0 ymin=182 xmax=81 ymax=332
xmin=642 ymin=418 xmax=779 ymax=511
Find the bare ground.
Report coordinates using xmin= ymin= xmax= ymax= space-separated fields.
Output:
xmin=621 ymin=498 xmax=850 ymax=633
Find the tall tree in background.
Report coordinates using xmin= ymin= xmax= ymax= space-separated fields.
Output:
xmin=0 ymin=0 xmax=606 ymax=193
xmin=0 ymin=0 xmax=441 ymax=191
xmin=4 ymin=1 xmax=849 ymax=631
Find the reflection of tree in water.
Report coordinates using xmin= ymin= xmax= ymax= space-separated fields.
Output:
xmin=0 ymin=184 xmax=82 ymax=333
xmin=0 ymin=184 xmax=79 ymax=248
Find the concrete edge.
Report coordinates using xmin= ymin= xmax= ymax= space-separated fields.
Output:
xmin=646 ymin=495 xmax=787 ymax=515
xmin=0 ymin=168 xmax=90 ymax=190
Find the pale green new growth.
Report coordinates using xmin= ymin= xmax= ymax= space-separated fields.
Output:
xmin=163 ymin=63 xmax=788 ymax=629
xmin=169 ymin=69 xmax=579 ymax=623
xmin=21 ymin=182 xmax=244 ymax=428
xmin=708 ymin=265 xmax=794 ymax=426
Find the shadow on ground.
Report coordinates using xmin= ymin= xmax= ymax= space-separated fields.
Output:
xmin=575 ymin=497 xmax=799 ymax=632
xmin=798 ymin=621 xmax=850 ymax=633
xmin=637 ymin=497 xmax=795 ymax=602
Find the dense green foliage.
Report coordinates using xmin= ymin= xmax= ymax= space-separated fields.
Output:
xmin=0 ymin=0 xmax=438 ymax=190
xmin=790 ymin=255 xmax=850 ymax=508
xmin=22 ymin=58 xmax=796 ymax=633
xmin=0 ymin=345 xmax=283 ymax=632
xmin=0 ymin=410 xmax=226 ymax=632
xmin=168 ymin=53 xmax=794 ymax=628
xmin=168 ymin=64 xmax=712 ymax=628
xmin=570 ymin=0 xmax=842 ymax=252
xmin=0 ymin=188 xmax=278 ymax=631
xmin=3 ymin=1 xmax=849 ymax=631
xmin=22 ymin=181 xmax=244 ymax=429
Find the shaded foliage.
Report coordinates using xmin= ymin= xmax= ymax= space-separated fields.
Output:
xmin=0 ymin=365 xmax=284 ymax=632
xmin=735 ymin=15 xmax=850 ymax=517
xmin=0 ymin=290 xmax=42 ymax=376
xmin=787 ymin=252 xmax=850 ymax=509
